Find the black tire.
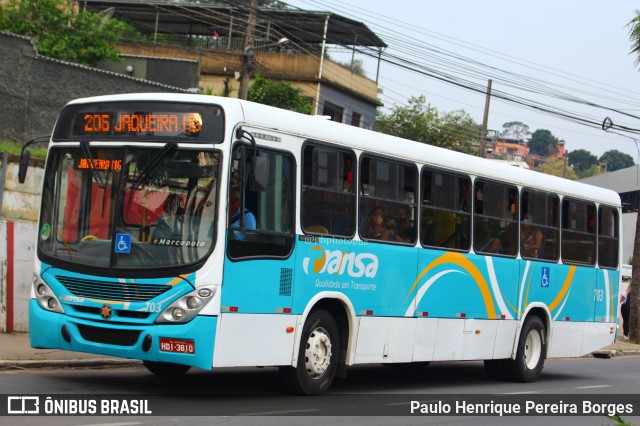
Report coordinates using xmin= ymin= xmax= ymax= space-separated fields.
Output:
xmin=281 ymin=309 xmax=339 ymax=395
xmin=504 ymin=316 xmax=547 ymax=382
xmin=143 ymin=360 xmax=191 ymax=377
xmin=483 ymin=359 xmax=507 ymax=380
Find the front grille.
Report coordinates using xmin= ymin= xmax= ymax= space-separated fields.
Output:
xmin=73 ymin=305 xmax=101 ymax=315
xmin=57 ymin=276 xmax=171 ymax=302
xmin=118 ymin=310 xmax=150 ymax=319
xmin=77 ymin=324 xmax=140 ymax=346
xmin=72 ymin=305 xmax=150 ymax=319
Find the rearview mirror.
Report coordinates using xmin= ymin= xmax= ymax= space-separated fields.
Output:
xmin=18 ymin=150 xmax=31 ymax=184
xmin=17 ymin=135 xmax=50 ymax=184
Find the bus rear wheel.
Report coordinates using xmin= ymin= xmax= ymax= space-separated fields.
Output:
xmin=143 ymin=360 xmax=191 ymax=377
xmin=281 ymin=309 xmax=339 ymax=395
xmin=504 ymin=316 xmax=547 ymax=382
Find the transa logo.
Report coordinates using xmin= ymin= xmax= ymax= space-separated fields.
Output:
xmin=302 ymin=245 xmax=378 ymax=278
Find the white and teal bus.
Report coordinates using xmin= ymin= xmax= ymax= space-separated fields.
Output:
xmin=21 ymin=93 xmax=621 ymax=394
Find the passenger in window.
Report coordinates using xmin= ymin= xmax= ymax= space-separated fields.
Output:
xmin=229 ymin=186 xmax=256 ymax=240
xmin=394 ymin=205 xmax=416 ymax=243
xmin=476 ymin=221 xmax=501 ymax=253
xmin=521 ymin=218 xmax=543 ymax=258
xmin=363 ymin=207 xmax=393 ymax=241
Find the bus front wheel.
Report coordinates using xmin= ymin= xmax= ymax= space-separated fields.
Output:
xmin=143 ymin=360 xmax=191 ymax=377
xmin=281 ymin=309 xmax=339 ymax=394
xmin=504 ymin=316 xmax=547 ymax=382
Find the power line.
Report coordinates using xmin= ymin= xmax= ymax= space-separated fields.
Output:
xmin=285 ymin=0 xmax=640 ymax=134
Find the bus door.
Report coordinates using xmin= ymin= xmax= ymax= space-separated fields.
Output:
xmin=594 ymin=206 xmax=620 ymax=325
xmin=222 ymin=143 xmax=296 ymax=314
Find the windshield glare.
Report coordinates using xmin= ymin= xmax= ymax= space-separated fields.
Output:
xmin=38 ymin=146 xmax=220 ymax=273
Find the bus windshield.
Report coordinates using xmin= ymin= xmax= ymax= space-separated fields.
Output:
xmin=38 ymin=145 xmax=220 ymax=275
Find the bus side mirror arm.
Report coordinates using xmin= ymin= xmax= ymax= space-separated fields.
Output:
xmin=18 ymin=135 xmax=50 ymax=184
xmin=235 ymin=127 xmax=269 ymax=192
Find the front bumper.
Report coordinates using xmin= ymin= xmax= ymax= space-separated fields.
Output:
xmin=29 ymin=299 xmax=216 ymax=370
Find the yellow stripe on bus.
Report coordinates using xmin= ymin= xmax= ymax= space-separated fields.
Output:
xmin=548 ymin=265 xmax=576 ymax=312
xmin=408 ymin=252 xmax=497 ymax=319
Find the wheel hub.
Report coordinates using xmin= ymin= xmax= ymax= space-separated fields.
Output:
xmin=304 ymin=327 xmax=332 ymax=378
xmin=523 ymin=329 xmax=542 ymax=369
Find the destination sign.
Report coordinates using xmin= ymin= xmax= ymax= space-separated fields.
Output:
xmin=79 ymin=112 xmax=202 ymax=136
xmin=52 ymin=101 xmax=225 ymax=143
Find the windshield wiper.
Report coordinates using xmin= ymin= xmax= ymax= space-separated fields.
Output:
xmin=129 ymin=143 xmax=177 ymax=192
xmin=80 ymin=140 xmax=106 ymax=189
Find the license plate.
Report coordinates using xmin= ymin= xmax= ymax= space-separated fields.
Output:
xmin=159 ymin=338 xmax=195 ymax=354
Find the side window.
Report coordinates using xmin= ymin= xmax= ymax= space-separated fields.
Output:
xmin=359 ymin=156 xmax=417 ymax=244
xmin=227 ymin=144 xmax=295 ymax=259
xmin=301 ymin=144 xmax=355 ymax=237
xmin=421 ymin=169 xmax=470 ymax=251
xmin=520 ymin=190 xmax=559 ymax=261
xmin=474 ymin=180 xmax=518 ymax=256
xmin=598 ymin=206 xmax=619 ymax=269
xmin=561 ymin=199 xmax=596 ymax=265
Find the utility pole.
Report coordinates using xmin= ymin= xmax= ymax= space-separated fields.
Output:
xmin=238 ymin=0 xmax=257 ymax=100
xmin=602 ymin=117 xmax=639 ymax=342
xmin=479 ymin=79 xmax=492 ymax=158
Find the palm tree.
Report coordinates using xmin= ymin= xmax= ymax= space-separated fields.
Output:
xmin=629 ymin=11 xmax=640 ymax=68
xmin=625 ymin=12 xmax=640 ymax=342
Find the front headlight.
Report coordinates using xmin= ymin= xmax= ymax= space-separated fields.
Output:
xmin=33 ymin=277 xmax=64 ymax=314
xmin=156 ymin=286 xmax=216 ymax=323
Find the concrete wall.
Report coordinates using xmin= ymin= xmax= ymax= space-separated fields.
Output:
xmin=1 ymin=161 xmax=43 ymax=222
xmin=0 ymin=32 xmax=186 ymax=143
xmin=97 ymin=55 xmax=200 ymax=90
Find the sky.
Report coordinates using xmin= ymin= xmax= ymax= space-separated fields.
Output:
xmin=282 ymin=0 xmax=640 ymax=160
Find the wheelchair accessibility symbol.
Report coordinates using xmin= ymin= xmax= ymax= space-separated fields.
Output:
xmin=115 ymin=233 xmax=131 ymax=254
xmin=541 ymin=267 xmax=550 ymax=287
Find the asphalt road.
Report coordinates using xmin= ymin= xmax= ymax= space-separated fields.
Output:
xmin=1 ymin=355 xmax=639 ymax=425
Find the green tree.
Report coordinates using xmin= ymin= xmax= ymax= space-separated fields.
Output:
xmin=535 ymin=158 xmax=578 ymax=180
xmin=528 ymin=129 xmax=559 ymax=157
xmin=501 ymin=121 xmax=531 ymax=140
xmin=0 ymin=0 xmax=139 ymax=66
xmin=578 ymin=164 xmax=605 ymax=179
xmin=599 ymin=149 xmax=635 ymax=172
xmin=567 ymin=149 xmax=598 ymax=175
xmin=247 ymin=75 xmax=312 ymax=114
xmin=374 ymin=96 xmax=479 ymax=152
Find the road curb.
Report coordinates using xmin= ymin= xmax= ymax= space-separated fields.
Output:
xmin=0 ymin=359 xmax=142 ymax=370
xmin=615 ymin=350 xmax=640 ymax=355
xmin=590 ymin=349 xmax=640 ymax=359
